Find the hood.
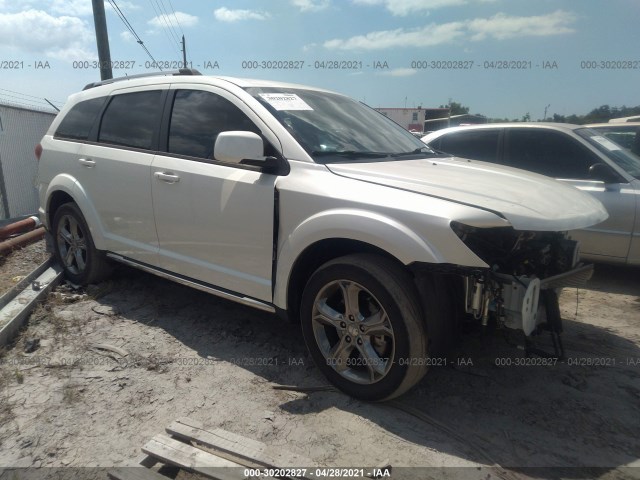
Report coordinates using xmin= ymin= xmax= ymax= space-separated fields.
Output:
xmin=326 ymin=157 xmax=608 ymax=231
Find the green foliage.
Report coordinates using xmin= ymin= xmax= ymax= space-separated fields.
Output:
xmin=547 ymin=105 xmax=640 ymax=124
xmin=439 ymin=101 xmax=470 ymax=116
xmin=441 ymin=101 xmax=640 ymax=125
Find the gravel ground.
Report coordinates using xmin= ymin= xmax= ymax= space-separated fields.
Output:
xmin=0 ymin=259 xmax=638 ymax=480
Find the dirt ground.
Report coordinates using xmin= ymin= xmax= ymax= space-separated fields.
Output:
xmin=0 ymin=240 xmax=49 ymax=296
xmin=0 ymin=254 xmax=639 ymax=480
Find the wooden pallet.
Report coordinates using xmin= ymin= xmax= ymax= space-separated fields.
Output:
xmin=108 ymin=417 xmax=317 ymax=480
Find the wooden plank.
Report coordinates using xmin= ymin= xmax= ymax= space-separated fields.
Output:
xmin=142 ymin=434 xmax=246 ymax=480
xmin=108 ymin=467 xmax=169 ymax=480
xmin=167 ymin=418 xmax=315 ymax=472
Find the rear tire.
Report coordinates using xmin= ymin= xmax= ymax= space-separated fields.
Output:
xmin=52 ymin=203 xmax=112 ymax=285
xmin=300 ymin=254 xmax=428 ymax=401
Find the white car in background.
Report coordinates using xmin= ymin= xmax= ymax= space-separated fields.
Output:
xmin=37 ymin=72 xmax=607 ymax=400
xmin=423 ymin=123 xmax=640 ymax=265
xmin=586 ymin=122 xmax=640 ymax=157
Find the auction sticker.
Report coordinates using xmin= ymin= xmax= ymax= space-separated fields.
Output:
xmin=591 ymin=135 xmax=622 ymax=151
xmin=259 ymin=93 xmax=313 ymax=111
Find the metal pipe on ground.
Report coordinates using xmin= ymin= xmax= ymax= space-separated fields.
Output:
xmin=0 ymin=216 xmax=41 ymax=240
xmin=0 ymin=226 xmax=45 ymax=256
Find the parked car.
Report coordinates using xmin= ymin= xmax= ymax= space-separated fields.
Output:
xmin=586 ymin=122 xmax=640 ymax=156
xmin=422 ymin=123 xmax=640 ymax=265
xmin=37 ymin=72 xmax=607 ymax=400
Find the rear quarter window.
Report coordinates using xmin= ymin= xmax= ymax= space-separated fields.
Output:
xmin=439 ymin=129 xmax=500 ymax=162
xmin=54 ymin=97 xmax=106 ymax=141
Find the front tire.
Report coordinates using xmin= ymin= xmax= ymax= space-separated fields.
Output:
xmin=52 ymin=203 xmax=111 ymax=285
xmin=300 ymin=254 xmax=428 ymax=401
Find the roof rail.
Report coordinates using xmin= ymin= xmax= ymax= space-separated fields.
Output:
xmin=83 ymin=69 xmax=202 ymax=90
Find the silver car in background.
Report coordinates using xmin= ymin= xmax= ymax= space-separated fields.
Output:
xmin=422 ymin=123 xmax=640 ymax=265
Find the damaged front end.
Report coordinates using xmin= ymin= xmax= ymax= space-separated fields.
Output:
xmin=451 ymin=221 xmax=593 ymax=358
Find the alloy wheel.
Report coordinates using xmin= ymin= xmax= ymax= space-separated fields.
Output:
xmin=311 ymin=279 xmax=395 ymax=385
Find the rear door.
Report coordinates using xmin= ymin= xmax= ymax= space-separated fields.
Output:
xmin=75 ymin=86 xmax=166 ymax=265
xmin=150 ymin=85 xmax=278 ymax=301
xmin=504 ymin=128 xmax=635 ymax=261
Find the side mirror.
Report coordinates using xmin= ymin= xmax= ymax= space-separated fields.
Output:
xmin=214 ymin=131 xmax=286 ymax=175
xmin=588 ymin=163 xmax=621 ymax=184
xmin=214 ymin=131 xmax=264 ymax=164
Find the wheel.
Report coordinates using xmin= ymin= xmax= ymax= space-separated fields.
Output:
xmin=52 ymin=203 xmax=112 ymax=285
xmin=300 ymin=254 xmax=428 ymax=401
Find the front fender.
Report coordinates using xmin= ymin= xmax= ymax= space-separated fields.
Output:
xmin=273 ymin=208 xmax=444 ymax=309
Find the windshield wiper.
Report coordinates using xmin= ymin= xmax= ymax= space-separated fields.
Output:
xmin=391 ymin=147 xmax=434 ymax=157
xmin=311 ymin=150 xmax=390 ymax=159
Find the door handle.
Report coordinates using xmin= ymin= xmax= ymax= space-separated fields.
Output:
xmin=154 ymin=171 xmax=180 ymax=183
xmin=78 ymin=158 xmax=96 ymax=167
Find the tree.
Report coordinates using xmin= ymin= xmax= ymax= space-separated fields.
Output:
xmin=439 ymin=101 xmax=469 ymax=116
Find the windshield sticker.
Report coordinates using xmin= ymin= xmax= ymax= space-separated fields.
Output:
xmin=259 ymin=93 xmax=313 ymax=111
xmin=591 ymin=135 xmax=622 ymax=151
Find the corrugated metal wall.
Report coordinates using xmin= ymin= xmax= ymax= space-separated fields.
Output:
xmin=0 ymin=104 xmax=56 ymax=220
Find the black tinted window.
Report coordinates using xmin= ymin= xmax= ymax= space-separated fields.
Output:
xmin=438 ymin=129 xmax=500 ymax=162
xmin=98 ymin=91 xmax=162 ymax=150
xmin=505 ymin=129 xmax=595 ymax=179
xmin=168 ymin=90 xmax=259 ymax=159
xmin=55 ymin=97 xmax=106 ymax=140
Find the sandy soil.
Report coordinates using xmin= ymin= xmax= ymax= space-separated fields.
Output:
xmin=0 ymin=240 xmax=49 ymax=296
xmin=0 ymin=261 xmax=639 ymax=480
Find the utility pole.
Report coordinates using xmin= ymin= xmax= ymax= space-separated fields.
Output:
xmin=543 ymin=104 xmax=551 ymax=121
xmin=92 ymin=0 xmax=113 ymax=80
xmin=182 ymin=35 xmax=187 ymax=69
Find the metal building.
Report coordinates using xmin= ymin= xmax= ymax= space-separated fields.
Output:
xmin=0 ymin=103 xmax=56 ymax=220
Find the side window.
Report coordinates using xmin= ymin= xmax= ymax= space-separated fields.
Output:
xmin=506 ymin=130 xmax=595 ymax=179
xmin=428 ymin=137 xmax=442 ymax=150
xmin=98 ymin=91 xmax=162 ymax=150
xmin=55 ymin=97 xmax=106 ymax=140
xmin=168 ymin=90 xmax=259 ymax=160
xmin=439 ymin=129 xmax=500 ymax=162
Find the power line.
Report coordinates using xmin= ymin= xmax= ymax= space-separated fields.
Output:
xmin=164 ymin=0 xmax=187 ymax=67
xmin=166 ymin=0 xmax=184 ymax=36
xmin=107 ymin=0 xmax=162 ymax=68
xmin=158 ymin=0 xmax=181 ymax=43
xmin=148 ymin=0 xmax=181 ymax=57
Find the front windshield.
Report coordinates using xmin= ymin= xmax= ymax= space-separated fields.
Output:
xmin=576 ymin=128 xmax=640 ymax=179
xmin=245 ymin=86 xmax=434 ymax=162
xmin=589 ymin=125 xmax=640 ymax=155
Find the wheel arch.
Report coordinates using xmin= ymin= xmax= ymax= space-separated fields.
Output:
xmin=274 ymin=208 xmax=445 ymax=320
xmin=44 ymin=175 xmax=106 ymax=249
xmin=283 ymin=238 xmax=403 ymax=322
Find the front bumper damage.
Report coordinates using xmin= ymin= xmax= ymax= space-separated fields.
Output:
xmin=464 ymin=263 xmax=593 ymax=358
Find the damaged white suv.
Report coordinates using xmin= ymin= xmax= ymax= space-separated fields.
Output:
xmin=37 ymin=70 xmax=607 ymax=400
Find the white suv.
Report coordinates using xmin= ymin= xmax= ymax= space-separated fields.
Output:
xmin=37 ymin=70 xmax=607 ymax=400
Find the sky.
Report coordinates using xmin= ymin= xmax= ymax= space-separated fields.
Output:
xmin=0 ymin=0 xmax=638 ymax=120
